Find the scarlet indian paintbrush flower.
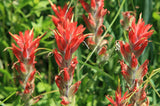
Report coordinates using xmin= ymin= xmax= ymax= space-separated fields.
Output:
xmin=49 ymin=0 xmax=87 ymax=105
xmin=79 ymin=0 xmax=110 ymax=63
xmin=119 ymin=14 xmax=153 ymax=105
xmin=53 ymin=21 xmax=86 ymax=63
xmin=9 ymin=29 xmax=45 ymax=106
xmin=106 ymin=88 xmax=131 ymax=106
xmin=48 ymin=0 xmax=73 ymax=26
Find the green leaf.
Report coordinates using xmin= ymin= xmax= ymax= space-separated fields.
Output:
xmin=0 ymin=69 xmax=12 ymax=81
xmin=37 ymin=82 xmax=51 ymax=92
xmin=152 ymin=12 xmax=160 ymax=20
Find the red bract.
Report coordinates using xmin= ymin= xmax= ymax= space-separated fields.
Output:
xmin=49 ymin=1 xmax=84 ymax=105
xmin=60 ymin=97 xmax=70 ymax=105
xmin=68 ymin=57 xmax=78 ymax=77
xmin=119 ymin=13 xmax=153 ymax=105
xmin=54 ymin=21 xmax=86 ymax=60
xmin=130 ymin=53 xmax=138 ymax=69
xmin=55 ymin=75 xmax=64 ymax=90
xmin=79 ymin=0 xmax=110 ymax=59
xmin=63 ymin=68 xmax=70 ymax=82
xmin=106 ymin=88 xmax=131 ymax=106
xmin=28 ymin=69 xmax=36 ymax=81
xmin=79 ymin=0 xmax=109 ymax=33
xmin=48 ymin=0 xmax=73 ymax=26
xmin=24 ymin=83 xmax=31 ymax=94
xmin=9 ymin=29 xmax=45 ymax=64
xmin=119 ymin=41 xmax=131 ymax=62
xmin=53 ymin=49 xmax=63 ymax=67
xmin=129 ymin=16 xmax=154 ymax=58
xmin=68 ymin=81 xmax=81 ymax=97
xmin=10 ymin=29 xmax=44 ymax=105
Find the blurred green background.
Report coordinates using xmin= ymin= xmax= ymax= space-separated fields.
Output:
xmin=0 ymin=0 xmax=160 ymax=105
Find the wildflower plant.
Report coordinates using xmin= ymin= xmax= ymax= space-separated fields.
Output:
xmin=9 ymin=29 xmax=45 ymax=106
xmin=106 ymin=87 xmax=131 ymax=106
xmin=1 ymin=0 xmax=159 ymax=106
xmin=119 ymin=13 xmax=154 ymax=105
xmin=79 ymin=0 xmax=110 ymax=62
xmin=49 ymin=0 xmax=88 ymax=105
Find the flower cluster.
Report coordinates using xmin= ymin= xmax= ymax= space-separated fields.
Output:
xmin=9 ymin=29 xmax=45 ymax=105
xmin=49 ymin=0 xmax=87 ymax=105
xmin=106 ymin=87 xmax=131 ymax=106
xmin=119 ymin=14 xmax=154 ymax=105
xmin=79 ymin=0 xmax=110 ymax=59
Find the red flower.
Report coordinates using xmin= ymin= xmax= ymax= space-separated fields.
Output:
xmin=82 ymin=14 xmax=96 ymax=32
xmin=54 ymin=21 xmax=87 ymax=60
xmin=53 ymin=49 xmax=63 ymax=67
xmin=68 ymin=81 xmax=81 ymax=97
xmin=98 ymin=46 xmax=107 ymax=55
xmin=119 ymin=41 xmax=131 ymax=62
xmin=135 ymin=60 xmax=149 ymax=80
xmin=9 ymin=29 xmax=45 ymax=64
xmin=129 ymin=16 xmax=154 ymax=57
xmin=68 ymin=57 xmax=78 ymax=76
xmin=106 ymin=88 xmax=130 ymax=106
xmin=55 ymin=75 xmax=64 ymax=90
xmin=28 ymin=69 xmax=36 ymax=81
xmin=24 ymin=83 xmax=31 ymax=94
xmin=60 ymin=96 xmax=70 ymax=105
xmin=79 ymin=0 xmax=91 ymax=12
xmin=130 ymin=53 xmax=138 ymax=69
xmin=63 ymin=68 xmax=70 ymax=82
xmin=48 ymin=0 xmax=73 ymax=26
xmin=79 ymin=0 xmax=109 ymax=33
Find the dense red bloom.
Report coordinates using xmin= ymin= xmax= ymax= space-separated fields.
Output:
xmin=48 ymin=0 xmax=73 ymax=26
xmin=79 ymin=0 xmax=109 ymax=33
xmin=49 ymin=1 xmax=84 ymax=105
xmin=106 ymin=88 xmax=130 ymax=106
xmin=54 ymin=21 xmax=87 ymax=60
xmin=79 ymin=0 xmax=110 ymax=59
xmin=10 ymin=29 xmax=44 ymax=105
xmin=119 ymin=14 xmax=153 ymax=105
xmin=129 ymin=16 xmax=154 ymax=58
xmin=9 ymin=29 xmax=45 ymax=64
xmin=120 ymin=15 xmax=154 ymax=59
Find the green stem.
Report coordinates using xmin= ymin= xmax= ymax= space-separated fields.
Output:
xmin=34 ymin=90 xmax=59 ymax=98
xmin=131 ymin=0 xmax=135 ymax=11
xmin=0 ymin=91 xmax=16 ymax=105
xmin=48 ymin=57 xmax=52 ymax=85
